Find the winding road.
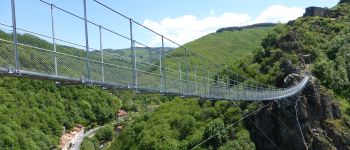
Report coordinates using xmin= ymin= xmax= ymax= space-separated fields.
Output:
xmin=70 ymin=126 xmax=104 ymax=150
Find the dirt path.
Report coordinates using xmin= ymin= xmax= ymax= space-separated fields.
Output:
xmin=70 ymin=126 xmax=104 ymax=150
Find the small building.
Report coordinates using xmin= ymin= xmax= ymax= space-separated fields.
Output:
xmin=60 ymin=125 xmax=84 ymax=150
xmin=116 ymin=109 xmax=128 ymax=121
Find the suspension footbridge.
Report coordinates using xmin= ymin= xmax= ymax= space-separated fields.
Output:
xmin=0 ymin=0 xmax=310 ymax=101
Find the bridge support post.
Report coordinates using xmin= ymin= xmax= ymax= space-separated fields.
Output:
xmin=161 ymin=36 xmax=166 ymax=93
xmin=159 ymin=36 xmax=164 ymax=93
xmin=50 ymin=4 xmax=58 ymax=76
xmin=207 ymin=69 xmax=210 ymax=98
xmin=245 ymin=82 xmax=248 ymax=100
xmin=194 ymin=66 xmax=197 ymax=95
xmin=185 ymin=48 xmax=189 ymax=96
xmin=83 ymin=0 xmax=91 ymax=83
xmin=235 ymin=74 xmax=238 ymax=100
xmin=217 ymin=74 xmax=221 ymax=99
xmin=11 ymin=0 xmax=19 ymax=73
xmin=227 ymin=73 xmax=230 ymax=99
xmin=99 ymin=25 xmax=105 ymax=83
xmin=255 ymin=83 xmax=258 ymax=100
xmin=202 ymin=65 xmax=206 ymax=98
xmin=129 ymin=19 xmax=137 ymax=90
xmin=178 ymin=61 xmax=182 ymax=95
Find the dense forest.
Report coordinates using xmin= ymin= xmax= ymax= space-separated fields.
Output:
xmin=0 ymin=26 xmax=122 ymax=149
xmin=0 ymin=77 xmax=120 ymax=149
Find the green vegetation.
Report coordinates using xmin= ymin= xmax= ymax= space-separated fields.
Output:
xmin=110 ymin=2 xmax=350 ymax=149
xmin=339 ymin=0 xmax=350 ymax=4
xmin=226 ymin=1 xmax=350 ymax=134
xmin=107 ymin=27 xmax=273 ymax=149
xmin=0 ymin=30 xmax=123 ymax=149
xmin=107 ymin=47 xmax=173 ymax=63
xmin=1 ymin=1 xmax=350 ymax=149
xmin=0 ymin=77 xmax=120 ymax=149
xmin=236 ymin=3 xmax=350 ymax=96
xmin=166 ymin=27 xmax=272 ymax=70
xmin=109 ymin=98 xmax=255 ymax=150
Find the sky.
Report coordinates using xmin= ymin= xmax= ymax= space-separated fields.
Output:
xmin=0 ymin=0 xmax=339 ymax=49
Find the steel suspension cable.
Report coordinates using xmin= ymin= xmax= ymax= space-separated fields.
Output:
xmin=230 ymin=100 xmax=281 ymax=150
xmin=266 ymin=97 xmax=308 ymax=145
xmin=251 ymin=95 xmax=311 ymax=149
xmin=92 ymin=0 xmax=272 ymax=90
xmin=190 ymin=101 xmax=275 ymax=149
xmin=246 ymin=117 xmax=281 ymax=150
xmin=294 ymin=94 xmax=308 ymax=150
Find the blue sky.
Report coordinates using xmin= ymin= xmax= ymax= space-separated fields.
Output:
xmin=0 ymin=0 xmax=339 ymax=49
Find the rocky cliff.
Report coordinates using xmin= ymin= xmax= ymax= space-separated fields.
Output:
xmin=246 ymin=69 xmax=350 ymax=150
xmin=303 ymin=7 xmax=332 ymax=18
xmin=244 ymin=2 xmax=350 ymax=150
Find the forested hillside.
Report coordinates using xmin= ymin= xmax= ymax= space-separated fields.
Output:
xmin=108 ymin=47 xmax=174 ymax=63
xmin=108 ymin=27 xmax=274 ymax=149
xmin=223 ymin=2 xmax=350 ymax=149
xmin=110 ymin=1 xmax=350 ymax=150
xmin=0 ymin=77 xmax=120 ymax=149
xmin=0 ymin=31 xmax=124 ymax=149
xmin=1 ymin=1 xmax=350 ymax=150
xmin=168 ymin=27 xmax=272 ymax=66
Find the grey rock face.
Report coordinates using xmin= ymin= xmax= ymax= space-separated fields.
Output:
xmin=246 ymin=77 xmax=350 ymax=150
xmin=303 ymin=7 xmax=332 ymax=18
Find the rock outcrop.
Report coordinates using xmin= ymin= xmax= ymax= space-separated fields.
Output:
xmin=245 ymin=76 xmax=350 ymax=150
xmin=303 ymin=7 xmax=332 ymax=18
xmin=245 ymin=62 xmax=350 ymax=150
xmin=303 ymin=7 xmax=340 ymax=18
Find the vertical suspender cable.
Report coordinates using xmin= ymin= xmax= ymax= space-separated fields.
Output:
xmin=295 ymin=95 xmax=308 ymax=150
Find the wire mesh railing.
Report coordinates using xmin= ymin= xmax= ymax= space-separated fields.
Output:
xmin=0 ymin=0 xmax=310 ymax=101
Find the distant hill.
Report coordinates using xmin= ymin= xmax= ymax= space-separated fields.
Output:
xmin=216 ymin=23 xmax=276 ymax=33
xmin=106 ymin=47 xmax=174 ymax=63
xmin=165 ymin=26 xmax=273 ymax=74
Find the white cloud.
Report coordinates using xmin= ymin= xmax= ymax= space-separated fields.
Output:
xmin=254 ymin=5 xmax=304 ymax=23
xmin=143 ymin=5 xmax=305 ymax=46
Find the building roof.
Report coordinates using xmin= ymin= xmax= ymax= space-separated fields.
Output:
xmin=117 ymin=109 xmax=128 ymax=117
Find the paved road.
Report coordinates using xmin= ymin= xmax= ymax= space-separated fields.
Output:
xmin=70 ymin=126 xmax=104 ymax=150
